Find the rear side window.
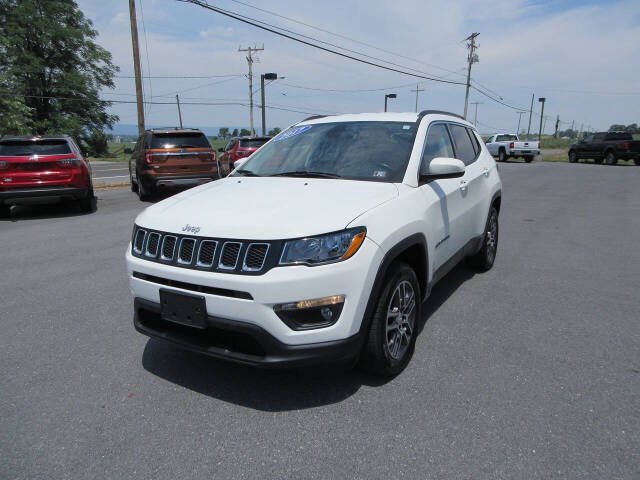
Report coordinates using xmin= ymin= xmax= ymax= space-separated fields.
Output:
xmin=420 ymin=123 xmax=454 ymax=175
xmin=239 ymin=138 xmax=269 ymax=148
xmin=149 ymin=133 xmax=210 ymax=149
xmin=448 ymin=124 xmax=477 ymax=165
xmin=496 ymin=134 xmax=518 ymax=142
xmin=594 ymin=133 xmax=606 ymax=141
xmin=467 ymin=128 xmax=481 ymax=155
xmin=0 ymin=140 xmax=72 ymax=156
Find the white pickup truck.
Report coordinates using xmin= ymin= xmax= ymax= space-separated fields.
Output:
xmin=485 ymin=134 xmax=540 ymax=163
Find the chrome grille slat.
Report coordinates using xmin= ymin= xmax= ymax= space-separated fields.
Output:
xmin=145 ymin=232 xmax=161 ymax=257
xmin=196 ymin=240 xmax=217 ymax=267
xmin=133 ymin=229 xmax=147 ymax=254
xmin=160 ymin=235 xmax=177 ymax=261
xmin=178 ymin=238 xmax=196 ymax=264
xmin=243 ymin=243 xmax=269 ymax=271
xmin=218 ymin=242 xmax=242 ymax=270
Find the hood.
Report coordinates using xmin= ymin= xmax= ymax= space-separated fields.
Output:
xmin=135 ymin=177 xmax=398 ymax=239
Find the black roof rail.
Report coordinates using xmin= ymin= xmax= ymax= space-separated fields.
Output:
xmin=416 ymin=110 xmax=466 ymax=123
xmin=300 ymin=115 xmax=327 ymax=123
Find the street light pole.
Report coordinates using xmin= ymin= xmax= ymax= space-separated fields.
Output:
xmin=260 ymin=72 xmax=277 ymax=136
xmin=384 ymin=93 xmax=397 ymax=112
xmin=470 ymin=101 xmax=483 ymax=126
xmin=538 ymin=97 xmax=546 ymax=142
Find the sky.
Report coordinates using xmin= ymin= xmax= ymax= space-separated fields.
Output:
xmin=76 ymin=0 xmax=640 ymax=135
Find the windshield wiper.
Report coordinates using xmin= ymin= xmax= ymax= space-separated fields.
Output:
xmin=233 ymin=169 xmax=260 ymax=177
xmin=269 ymin=170 xmax=342 ymax=179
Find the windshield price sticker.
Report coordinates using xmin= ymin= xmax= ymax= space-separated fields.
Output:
xmin=274 ymin=125 xmax=312 ymax=142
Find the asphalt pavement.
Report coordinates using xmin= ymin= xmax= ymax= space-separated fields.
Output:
xmin=90 ymin=160 xmax=129 ymax=186
xmin=1 ymin=162 xmax=638 ymax=479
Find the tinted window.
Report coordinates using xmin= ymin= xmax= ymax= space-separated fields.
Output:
xmin=0 ymin=140 xmax=71 ymax=156
xmin=420 ymin=123 xmax=454 ymax=175
xmin=496 ymin=134 xmax=518 ymax=142
xmin=149 ymin=132 xmax=210 ymax=149
xmin=239 ymin=138 xmax=269 ymax=148
xmin=236 ymin=121 xmax=418 ymax=183
xmin=449 ymin=124 xmax=477 ymax=165
xmin=225 ymin=139 xmax=237 ymax=151
xmin=593 ymin=133 xmax=606 ymax=141
xmin=467 ymin=128 xmax=481 ymax=155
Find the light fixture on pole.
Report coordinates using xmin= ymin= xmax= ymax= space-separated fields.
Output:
xmin=384 ymin=93 xmax=397 ymax=112
xmin=261 ymin=72 xmax=278 ymax=136
xmin=538 ymin=97 xmax=546 ymax=141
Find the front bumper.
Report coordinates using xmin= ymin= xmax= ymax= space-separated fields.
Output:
xmin=134 ymin=297 xmax=362 ymax=367
xmin=0 ymin=186 xmax=89 ymax=205
xmin=127 ymin=237 xmax=382 ymax=352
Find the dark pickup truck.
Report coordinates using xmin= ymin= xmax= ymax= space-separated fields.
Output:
xmin=568 ymin=132 xmax=640 ymax=165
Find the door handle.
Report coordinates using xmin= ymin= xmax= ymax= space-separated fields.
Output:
xmin=459 ymin=180 xmax=468 ymax=192
xmin=482 ymin=167 xmax=490 ymax=177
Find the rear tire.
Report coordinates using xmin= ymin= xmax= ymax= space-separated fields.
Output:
xmin=569 ymin=151 xmax=578 ymax=163
xmin=524 ymin=156 xmax=534 ymax=163
xmin=498 ymin=149 xmax=507 ymax=162
xmin=360 ymin=262 xmax=420 ymax=377
xmin=467 ymin=206 xmax=499 ymax=272
xmin=0 ymin=204 xmax=10 ymax=218
xmin=634 ymin=159 xmax=640 ymax=166
xmin=78 ymin=186 xmax=96 ymax=213
xmin=137 ymin=174 xmax=152 ymax=201
xmin=605 ymin=151 xmax=617 ymax=165
xmin=594 ymin=157 xmax=603 ymax=164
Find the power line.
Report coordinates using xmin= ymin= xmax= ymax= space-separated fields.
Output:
xmin=225 ymin=0 xmax=468 ymax=79
xmin=177 ymin=0 xmax=466 ymax=86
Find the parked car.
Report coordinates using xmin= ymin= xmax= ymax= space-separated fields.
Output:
xmin=0 ymin=135 xmax=94 ymax=217
xmin=129 ymin=128 xmax=220 ymax=201
xmin=485 ymin=134 xmax=540 ymax=162
xmin=568 ymin=131 xmax=640 ymax=165
xmin=126 ymin=111 xmax=502 ymax=376
xmin=218 ymin=136 xmax=271 ymax=174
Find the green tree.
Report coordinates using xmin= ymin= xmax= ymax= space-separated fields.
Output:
xmin=0 ymin=0 xmax=118 ymax=145
xmin=232 ymin=128 xmax=239 ymax=137
xmin=239 ymin=128 xmax=251 ymax=136
xmin=268 ymin=127 xmax=281 ymax=136
xmin=218 ymin=127 xmax=229 ymax=139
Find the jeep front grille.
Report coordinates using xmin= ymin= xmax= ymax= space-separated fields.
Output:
xmin=131 ymin=225 xmax=276 ymax=275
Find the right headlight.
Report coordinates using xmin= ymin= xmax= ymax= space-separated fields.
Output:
xmin=279 ymin=227 xmax=366 ymax=266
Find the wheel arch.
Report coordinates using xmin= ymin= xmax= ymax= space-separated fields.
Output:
xmin=359 ymin=233 xmax=429 ymax=337
xmin=491 ymin=190 xmax=502 ymax=214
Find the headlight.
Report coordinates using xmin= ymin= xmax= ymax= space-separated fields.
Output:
xmin=279 ymin=227 xmax=366 ymax=266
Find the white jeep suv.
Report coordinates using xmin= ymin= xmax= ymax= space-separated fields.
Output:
xmin=126 ymin=111 xmax=502 ymax=376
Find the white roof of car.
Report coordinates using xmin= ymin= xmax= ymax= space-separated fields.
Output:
xmin=298 ymin=111 xmax=470 ymax=126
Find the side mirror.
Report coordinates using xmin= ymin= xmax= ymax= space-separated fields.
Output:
xmin=218 ymin=147 xmax=224 ymax=152
xmin=420 ymin=157 xmax=465 ymax=182
xmin=233 ymin=158 xmax=248 ymax=170
xmin=124 ymin=147 xmax=133 ymax=154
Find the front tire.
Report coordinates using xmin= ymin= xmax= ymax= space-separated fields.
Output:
xmin=605 ymin=151 xmax=617 ymax=165
xmin=498 ymin=149 xmax=507 ymax=162
xmin=634 ymin=159 xmax=640 ymax=166
xmin=0 ymin=204 xmax=10 ymax=218
xmin=360 ymin=262 xmax=420 ymax=377
xmin=524 ymin=155 xmax=534 ymax=163
xmin=569 ymin=151 xmax=578 ymax=163
xmin=130 ymin=168 xmax=138 ymax=192
xmin=467 ymin=206 xmax=499 ymax=271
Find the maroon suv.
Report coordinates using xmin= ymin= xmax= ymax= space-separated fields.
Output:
xmin=218 ymin=136 xmax=271 ymax=174
xmin=0 ymin=135 xmax=94 ymax=217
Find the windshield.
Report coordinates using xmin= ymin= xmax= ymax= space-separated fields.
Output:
xmin=496 ymin=134 xmax=518 ymax=142
xmin=0 ymin=140 xmax=72 ymax=156
xmin=233 ymin=121 xmax=417 ymax=182
xmin=150 ymin=133 xmax=210 ymax=149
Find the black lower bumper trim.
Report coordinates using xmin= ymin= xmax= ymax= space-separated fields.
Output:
xmin=134 ymin=298 xmax=362 ymax=368
xmin=0 ymin=186 xmax=88 ymax=204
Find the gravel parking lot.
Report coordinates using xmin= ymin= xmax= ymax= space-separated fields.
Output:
xmin=1 ymin=162 xmax=638 ymax=479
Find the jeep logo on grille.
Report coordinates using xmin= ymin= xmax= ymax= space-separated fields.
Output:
xmin=182 ymin=224 xmax=200 ymax=234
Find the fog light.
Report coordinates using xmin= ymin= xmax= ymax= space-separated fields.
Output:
xmin=274 ymin=295 xmax=345 ymax=330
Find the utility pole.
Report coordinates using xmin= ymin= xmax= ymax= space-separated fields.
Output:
xmin=526 ymin=93 xmax=534 ymax=140
xmin=463 ymin=32 xmax=480 ymax=119
xmin=175 ymin=94 xmax=183 ymax=128
xmin=516 ymin=111 xmax=526 ymax=134
xmin=239 ymin=44 xmax=264 ymax=136
xmin=410 ymin=84 xmax=424 ymax=112
xmin=470 ymin=101 xmax=483 ymax=126
xmin=260 ymin=72 xmax=277 ymax=136
xmin=128 ymin=0 xmax=145 ymax=136
xmin=554 ymin=114 xmax=560 ymax=138
xmin=538 ymin=97 xmax=546 ymax=141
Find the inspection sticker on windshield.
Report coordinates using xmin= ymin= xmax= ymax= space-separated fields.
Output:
xmin=274 ymin=125 xmax=312 ymax=142
xmin=373 ymin=170 xmax=387 ymax=177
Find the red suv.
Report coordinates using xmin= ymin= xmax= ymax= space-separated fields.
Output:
xmin=0 ymin=135 xmax=94 ymax=217
xmin=218 ymin=136 xmax=271 ymax=174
